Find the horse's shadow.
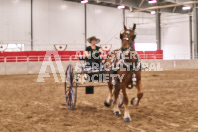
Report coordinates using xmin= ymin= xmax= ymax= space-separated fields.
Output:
xmin=61 ymin=103 xmax=159 ymax=122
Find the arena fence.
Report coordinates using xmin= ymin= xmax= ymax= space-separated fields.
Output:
xmin=0 ymin=54 xmax=164 ymax=63
xmin=0 ymin=50 xmax=163 ymax=63
xmin=1 ymin=50 xmax=198 ymax=75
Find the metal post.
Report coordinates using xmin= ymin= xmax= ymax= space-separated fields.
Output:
xmin=189 ymin=15 xmax=193 ymax=59
xmin=123 ymin=9 xmax=125 ymax=25
xmin=193 ymin=4 xmax=198 ymax=59
xmin=156 ymin=10 xmax=161 ymax=50
xmin=84 ymin=4 xmax=87 ymax=50
xmin=31 ymin=0 xmax=33 ymax=51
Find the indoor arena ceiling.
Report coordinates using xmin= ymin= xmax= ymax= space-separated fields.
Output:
xmin=64 ymin=0 xmax=196 ymax=14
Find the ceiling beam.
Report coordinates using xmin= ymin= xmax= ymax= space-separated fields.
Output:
xmin=172 ymin=6 xmax=176 ymax=13
xmin=138 ymin=0 xmax=145 ymax=8
xmin=133 ymin=1 xmax=198 ymax=12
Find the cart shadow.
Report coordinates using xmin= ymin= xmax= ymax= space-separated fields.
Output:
xmin=77 ymin=105 xmax=98 ymax=111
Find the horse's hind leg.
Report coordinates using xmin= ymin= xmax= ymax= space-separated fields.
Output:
xmin=104 ymin=77 xmax=113 ymax=107
xmin=135 ymin=69 xmax=143 ymax=106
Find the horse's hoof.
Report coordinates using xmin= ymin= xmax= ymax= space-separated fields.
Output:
xmin=123 ymin=117 xmax=131 ymax=122
xmin=104 ymin=100 xmax=111 ymax=107
xmin=114 ymin=111 xmax=121 ymax=116
xmin=131 ymin=97 xmax=138 ymax=105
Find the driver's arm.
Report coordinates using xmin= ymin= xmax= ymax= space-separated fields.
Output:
xmin=99 ymin=48 xmax=103 ymax=53
xmin=85 ymin=51 xmax=90 ymax=58
xmin=94 ymin=48 xmax=103 ymax=57
xmin=84 ymin=48 xmax=103 ymax=57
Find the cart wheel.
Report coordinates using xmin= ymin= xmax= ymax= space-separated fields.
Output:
xmin=65 ymin=65 xmax=77 ymax=110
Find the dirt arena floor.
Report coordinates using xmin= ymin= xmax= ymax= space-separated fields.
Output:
xmin=0 ymin=69 xmax=198 ymax=132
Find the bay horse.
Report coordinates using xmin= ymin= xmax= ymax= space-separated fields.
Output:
xmin=104 ymin=24 xmax=143 ymax=122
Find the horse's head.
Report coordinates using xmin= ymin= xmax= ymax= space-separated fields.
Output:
xmin=120 ymin=24 xmax=136 ymax=51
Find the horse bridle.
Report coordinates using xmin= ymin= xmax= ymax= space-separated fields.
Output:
xmin=120 ymin=29 xmax=136 ymax=48
xmin=118 ymin=30 xmax=140 ymax=73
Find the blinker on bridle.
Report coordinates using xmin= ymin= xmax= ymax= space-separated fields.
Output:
xmin=120 ymin=29 xmax=136 ymax=49
xmin=120 ymin=30 xmax=136 ymax=42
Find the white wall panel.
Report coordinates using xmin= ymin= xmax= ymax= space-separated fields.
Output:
xmin=125 ymin=11 xmax=156 ymax=43
xmin=0 ymin=0 xmax=191 ymax=57
xmin=0 ymin=63 xmax=6 ymax=75
xmin=33 ymin=0 xmax=85 ymax=51
xmin=1 ymin=60 xmax=198 ymax=75
xmin=87 ymin=5 xmax=123 ymax=50
xmin=5 ymin=62 xmax=28 ymax=75
xmin=0 ymin=0 xmax=31 ymax=50
xmin=161 ymin=13 xmax=190 ymax=60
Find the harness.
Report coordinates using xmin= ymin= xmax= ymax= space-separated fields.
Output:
xmin=109 ymin=50 xmax=141 ymax=72
xmin=108 ymin=49 xmax=141 ymax=89
xmin=108 ymin=29 xmax=140 ymax=89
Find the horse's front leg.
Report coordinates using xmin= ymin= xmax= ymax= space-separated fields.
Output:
xmin=113 ymin=82 xmax=121 ymax=115
xmin=121 ymin=82 xmax=131 ymax=122
xmin=104 ymin=77 xmax=113 ymax=107
xmin=135 ymin=69 xmax=143 ymax=106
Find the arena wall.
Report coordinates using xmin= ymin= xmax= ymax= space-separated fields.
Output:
xmin=0 ymin=0 xmax=124 ymax=51
xmin=161 ymin=13 xmax=191 ymax=60
xmin=125 ymin=11 xmax=156 ymax=44
xmin=1 ymin=60 xmax=198 ymax=75
xmin=0 ymin=0 xmax=31 ymax=49
xmin=0 ymin=63 xmax=6 ymax=75
xmin=0 ymin=0 xmax=192 ymax=60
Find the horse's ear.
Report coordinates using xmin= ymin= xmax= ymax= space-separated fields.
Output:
xmin=132 ymin=24 xmax=136 ymax=31
xmin=124 ymin=25 xmax=127 ymax=30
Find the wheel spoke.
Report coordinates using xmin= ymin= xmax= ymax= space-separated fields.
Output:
xmin=65 ymin=65 xmax=77 ymax=110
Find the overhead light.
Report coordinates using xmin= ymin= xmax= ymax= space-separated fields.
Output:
xmin=182 ymin=6 xmax=191 ymax=10
xmin=117 ymin=5 xmax=125 ymax=9
xmin=81 ymin=0 xmax=88 ymax=4
xmin=151 ymin=11 xmax=156 ymax=14
xmin=148 ymin=0 xmax=157 ymax=4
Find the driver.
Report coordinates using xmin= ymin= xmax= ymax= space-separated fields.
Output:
xmin=85 ymin=36 xmax=103 ymax=69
